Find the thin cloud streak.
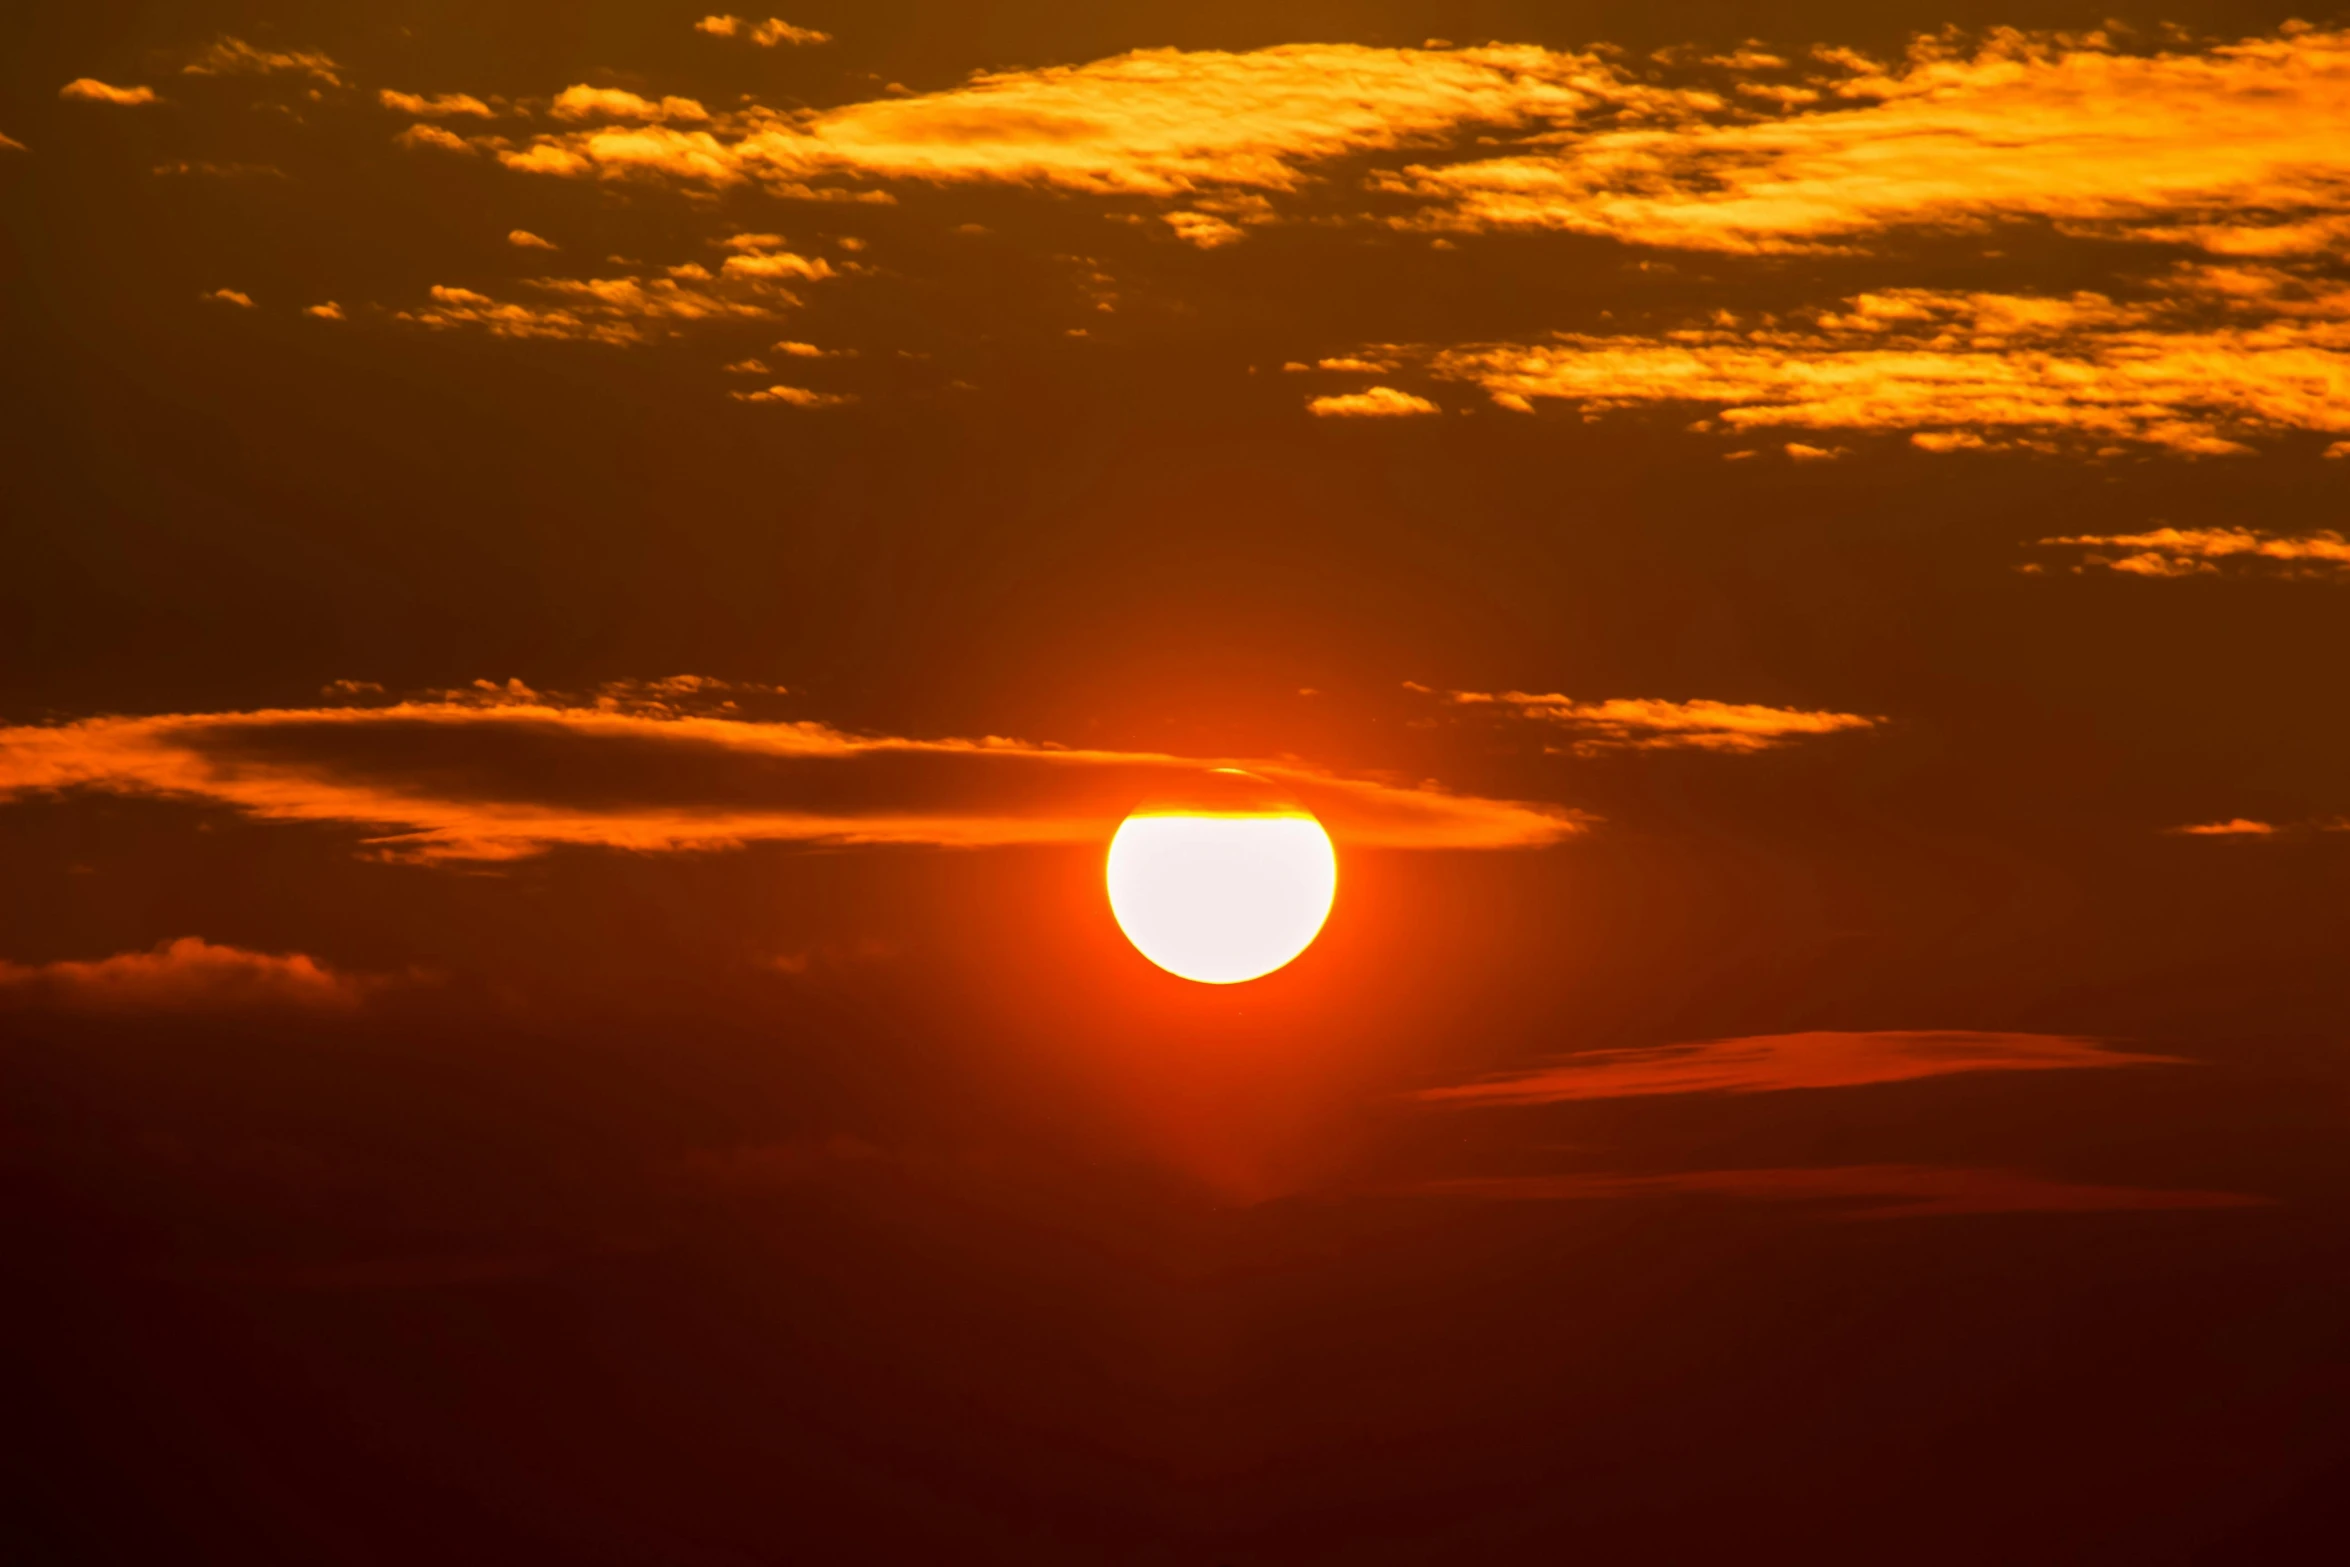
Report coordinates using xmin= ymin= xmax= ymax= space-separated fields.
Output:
xmin=0 ymin=938 xmax=371 ymax=1013
xmin=2034 ymin=526 xmax=2350 ymax=577
xmin=60 ymin=79 xmax=159 ymax=105
xmin=1443 ymin=689 xmax=1879 ymax=752
xmin=1410 ymin=1165 xmax=2269 ymax=1218
xmin=0 ymin=695 xmax=1586 ymax=862
xmin=1419 ymin=1030 xmax=2180 ymax=1105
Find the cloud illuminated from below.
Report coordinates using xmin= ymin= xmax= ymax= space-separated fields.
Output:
xmin=0 ymin=938 xmax=371 ymax=1013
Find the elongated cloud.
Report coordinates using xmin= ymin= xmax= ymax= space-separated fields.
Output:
xmin=0 ymin=938 xmax=368 ymax=1013
xmin=183 ymin=37 xmax=342 ymax=86
xmin=0 ymin=691 xmax=1584 ymax=862
xmin=1419 ymin=1030 xmax=2179 ymax=1106
xmin=0 ymin=131 xmax=23 ymax=151
xmin=1443 ymin=689 xmax=1878 ymax=752
xmin=1309 ymin=387 xmax=1438 ymax=417
xmin=380 ymin=89 xmax=493 ymax=118
xmin=393 ymin=243 xmax=827 ymax=345
xmin=1399 ymin=27 xmax=2350 ymax=256
xmin=497 ymin=44 xmax=1651 ymax=203
xmin=60 ymin=79 xmax=159 ymax=105
xmin=696 ymin=15 xmax=831 ymax=47
xmin=1423 ymin=282 xmax=2350 ymax=456
xmin=2033 ymin=526 xmax=2350 ymax=577
xmin=1411 ymin=1165 xmax=2265 ymax=1218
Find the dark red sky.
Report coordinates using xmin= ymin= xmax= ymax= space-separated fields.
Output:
xmin=6 ymin=4 xmax=2350 ymax=1561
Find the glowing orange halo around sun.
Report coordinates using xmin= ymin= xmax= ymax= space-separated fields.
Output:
xmin=1105 ymin=770 xmax=1338 ymax=984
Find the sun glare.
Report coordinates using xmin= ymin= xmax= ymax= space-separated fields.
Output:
xmin=1106 ymin=794 xmax=1338 ymax=984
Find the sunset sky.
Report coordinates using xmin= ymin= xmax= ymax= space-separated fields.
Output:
xmin=7 ymin=4 xmax=2350 ymax=1561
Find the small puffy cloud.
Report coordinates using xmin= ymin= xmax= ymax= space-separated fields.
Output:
xmin=1418 ymin=1030 xmax=2178 ymax=1105
xmin=379 ymin=89 xmax=494 ymax=118
xmin=507 ymin=229 xmax=558 ymax=250
xmin=721 ymin=357 xmax=771 ymax=374
xmin=202 ymin=288 xmax=255 ymax=308
xmin=303 ymin=301 xmax=346 ymax=321
xmin=1442 ymin=688 xmax=1878 ymax=753
xmin=1784 ymin=441 xmax=1850 ymax=461
xmin=0 ymin=937 xmax=370 ymax=1014
xmin=773 ymin=340 xmax=841 ymax=357
xmin=1408 ymin=1165 xmax=2265 ymax=1219
xmin=396 ymin=259 xmax=814 ymax=347
xmin=2034 ymin=527 xmax=2350 ymax=579
xmin=697 ymin=15 xmax=832 ymax=47
xmin=1164 ymin=210 xmax=1244 ymax=247
xmin=730 ymin=384 xmax=853 ymax=406
xmin=183 ymin=37 xmax=342 ymax=87
xmin=60 ymin=79 xmax=159 ymax=105
xmin=1308 ymin=386 xmax=1439 ymax=417
xmin=551 ymin=86 xmax=711 ymax=124
xmin=394 ymin=123 xmax=475 ymax=154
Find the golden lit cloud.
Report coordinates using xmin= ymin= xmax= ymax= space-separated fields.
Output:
xmin=1419 ymin=1030 xmax=2176 ymax=1105
xmin=379 ymin=89 xmax=493 ymax=118
xmin=507 ymin=229 xmax=557 ymax=250
xmin=303 ymin=302 xmax=345 ymax=321
xmin=695 ymin=15 xmax=832 ymax=47
xmin=1396 ymin=27 xmax=2350 ymax=257
xmin=1308 ymin=387 xmax=1439 ymax=417
xmin=393 ymin=123 xmax=475 ymax=154
xmin=2166 ymin=816 xmax=2350 ymax=837
xmin=1409 ymin=1165 xmax=2265 ymax=1218
xmin=183 ymin=37 xmax=343 ymax=87
xmin=728 ymin=384 xmax=853 ymax=406
xmin=1420 ymin=284 xmax=2350 ymax=456
xmin=0 ymin=938 xmax=371 ymax=1014
xmin=201 ymin=287 xmax=255 ymax=308
xmin=0 ymin=691 xmax=1584 ymax=862
xmin=1442 ymin=688 xmax=1878 ymax=752
xmin=60 ymin=79 xmax=159 ymax=105
xmin=393 ymin=242 xmax=825 ymax=347
xmin=550 ymin=86 xmax=711 ymax=124
xmin=2033 ymin=526 xmax=2350 ymax=578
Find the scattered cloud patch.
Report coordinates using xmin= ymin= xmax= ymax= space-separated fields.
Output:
xmin=183 ymin=37 xmax=343 ymax=87
xmin=393 ymin=123 xmax=475 ymax=154
xmin=550 ymin=86 xmax=711 ymax=124
xmin=696 ymin=15 xmax=832 ymax=47
xmin=379 ymin=89 xmax=494 ymax=118
xmin=2034 ymin=527 xmax=2350 ymax=578
xmin=0 ymin=937 xmax=371 ymax=1014
xmin=729 ymin=384 xmax=853 ymax=406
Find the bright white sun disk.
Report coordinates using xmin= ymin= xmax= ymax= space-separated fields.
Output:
xmin=1106 ymin=811 xmax=1337 ymax=984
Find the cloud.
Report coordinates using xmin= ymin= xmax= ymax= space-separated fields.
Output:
xmin=2167 ymin=817 xmax=2350 ymax=837
xmin=0 ymin=937 xmax=370 ymax=1014
xmin=1395 ymin=27 xmax=2350 ymax=258
xmin=303 ymin=302 xmax=345 ymax=321
xmin=507 ymin=229 xmax=558 ymax=250
xmin=0 ymin=131 xmax=25 ymax=151
xmin=392 ymin=240 xmax=829 ymax=348
xmin=183 ymin=37 xmax=342 ymax=87
xmin=1420 ymin=283 xmax=2350 ymax=457
xmin=380 ymin=89 xmax=494 ymax=118
xmin=1418 ymin=1030 xmax=2179 ymax=1106
xmin=201 ymin=288 xmax=255 ymax=308
xmin=696 ymin=15 xmax=832 ymax=47
xmin=1408 ymin=1165 xmax=2267 ymax=1219
xmin=729 ymin=384 xmax=853 ymax=406
xmin=2033 ymin=526 xmax=2350 ymax=578
xmin=0 ymin=690 xmax=1585 ymax=863
xmin=393 ymin=123 xmax=475 ymax=154
xmin=1164 ymin=210 xmax=1244 ymax=247
xmin=550 ymin=87 xmax=711 ymax=124
xmin=60 ymin=79 xmax=159 ymax=106
xmin=1441 ymin=689 xmax=1879 ymax=753
xmin=1309 ymin=387 xmax=1439 ymax=417
xmin=497 ymin=44 xmax=1668 ymax=204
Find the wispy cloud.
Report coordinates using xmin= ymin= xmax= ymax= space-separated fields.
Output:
xmin=0 ymin=687 xmax=1585 ymax=862
xmin=183 ymin=37 xmax=343 ymax=87
xmin=2032 ymin=526 xmax=2350 ymax=578
xmin=1418 ymin=1030 xmax=2179 ymax=1106
xmin=2166 ymin=816 xmax=2349 ymax=838
xmin=1440 ymin=689 xmax=1879 ymax=753
xmin=0 ymin=130 xmax=23 ymax=151
xmin=1409 ymin=1164 xmax=2266 ymax=1218
xmin=695 ymin=15 xmax=832 ymax=48
xmin=0 ymin=938 xmax=372 ymax=1013
xmin=379 ymin=89 xmax=493 ymax=118
xmin=728 ymin=384 xmax=853 ymax=406
xmin=550 ymin=86 xmax=712 ymax=124
xmin=506 ymin=229 xmax=558 ymax=250
xmin=392 ymin=241 xmax=829 ymax=346
xmin=201 ymin=288 xmax=256 ymax=308
xmin=60 ymin=79 xmax=159 ymax=106
xmin=1418 ymin=282 xmax=2350 ymax=457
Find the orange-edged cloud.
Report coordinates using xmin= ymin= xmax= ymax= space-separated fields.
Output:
xmin=0 ymin=938 xmax=370 ymax=1013
xmin=380 ymin=89 xmax=494 ymax=118
xmin=2167 ymin=817 xmax=2350 ymax=837
xmin=1443 ymin=689 xmax=1878 ymax=753
xmin=0 ymin=690 xmax=1586 ymax=862
xmin=60 ymin=79 xmax=159 ymax=105
xmin=728 ymin=384 xmax=852 ymax=406
xmin=550 ymin=86 xmax=712 ymax=124
xmin=1418 ymin=1030 xmax=2179 ymax=1106
xmin=2035 ymin=526 xmax=2350 ymax=578
xmin=392 ymin=243 xmax=825 ymax=346
xmin=182 ymin=37 xmax=342 ymax=87
xmin=695 ymin=15 xmax=831 ymax=48
xmin=1398 ymin=27 xmax=2350 ymax=258
xmin=1410 ymin=1165 xmax=2267 ymax=1218
xmin=201 ymin=288 xmax=255 ymax=308
xmin=1309 ymin=387 xmax=1438 ymax=417
xmin=1422 ymin=284 xmax=2350 ymax=456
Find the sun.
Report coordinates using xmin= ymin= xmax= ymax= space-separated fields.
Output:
xmin=1105 ymin=771 xmax=1338 ymax=984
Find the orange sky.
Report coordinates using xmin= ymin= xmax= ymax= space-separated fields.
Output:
xmin=6 ymin=5 xmax=2350 ymax=1562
